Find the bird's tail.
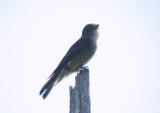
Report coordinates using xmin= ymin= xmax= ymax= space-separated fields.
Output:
xmin=39 ymin=68 xmax=61 ymax=99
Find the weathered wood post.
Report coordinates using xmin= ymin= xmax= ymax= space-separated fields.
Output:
xmin=69 ymin=68 xmax=91 ymax=113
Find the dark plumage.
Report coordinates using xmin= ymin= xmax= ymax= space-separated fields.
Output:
xmin=40 ymin=24 xmax=99 ymax=99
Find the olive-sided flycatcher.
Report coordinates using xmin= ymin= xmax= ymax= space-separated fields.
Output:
xmin=40 ymin=23 xmax=99 ymax=99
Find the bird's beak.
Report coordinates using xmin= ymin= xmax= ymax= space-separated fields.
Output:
xmin=95 ymin=24 xmax=99 ymax=29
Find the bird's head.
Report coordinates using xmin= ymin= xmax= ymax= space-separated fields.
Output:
xmin=82 ymin=24 xmax=99 ymax=41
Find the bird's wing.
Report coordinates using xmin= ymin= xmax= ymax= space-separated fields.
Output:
xmin=47 ymin=37 xmax=92 ymax=86
xmin=58 ymin=37 xmax=92 ymax=68
xmin=40 ymin=37 xmax=92 ymax=99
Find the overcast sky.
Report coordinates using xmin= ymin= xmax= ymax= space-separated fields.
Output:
xmin=0 ymin=0 xmax=160 ymax=113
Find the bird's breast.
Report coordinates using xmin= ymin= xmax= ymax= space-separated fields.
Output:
xmin=66 ymin=41 xmax=96 ymax=72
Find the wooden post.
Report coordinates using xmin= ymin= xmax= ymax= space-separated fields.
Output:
xmin=69 ymin=68 xmax=91 ymax=113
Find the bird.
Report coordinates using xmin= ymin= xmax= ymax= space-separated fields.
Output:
xmin=39 ymin=23 xmax=99 ymax=99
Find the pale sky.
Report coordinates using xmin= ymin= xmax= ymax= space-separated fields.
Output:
xmin=0 ymin=0 xmax=160 ymax=113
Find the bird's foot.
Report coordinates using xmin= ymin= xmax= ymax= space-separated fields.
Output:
xmin=80 ymin=66 xmax=88 ymax=70
xmin=79 ymin=66 xmax=88 ymax=73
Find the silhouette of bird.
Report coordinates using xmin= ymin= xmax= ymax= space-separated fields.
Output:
xmin=39 ymin=23 xmax=99 ymax=99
